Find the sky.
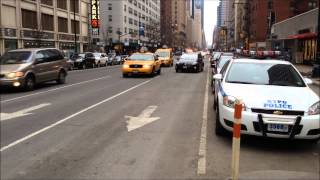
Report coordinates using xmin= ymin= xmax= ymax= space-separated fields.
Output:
xmin=204 ymin=0 xmax=219 ymax=46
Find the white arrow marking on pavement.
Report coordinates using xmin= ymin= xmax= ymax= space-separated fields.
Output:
xmin=0 ymin=103 xmax=51 ymax=121
xmin=126 ymin=105 xmax=160 ymax=132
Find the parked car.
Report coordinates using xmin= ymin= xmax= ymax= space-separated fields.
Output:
xmin=122 ymin=53 xmax=161 ymax=77
xmin=213 ymin=58 xmax=320 ymax=142
xmin=61 ymin=50 xmax=75 ymax=70
xmin=93 ymin=52 xmax=108 ymax=67
xmin=107 ymin=54 xmax=117 ymax=66
xmin=175 ymin=53 xmax=204 ymax=73
xmin=115 ymin=56 xmax=123 ymax=65
xmin=72 ymin=52 xmax=96 ymax=69
xmin=0 ymin=48 xmax=68 ymax=91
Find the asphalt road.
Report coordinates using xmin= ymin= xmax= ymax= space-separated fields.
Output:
xmin=1 ymin=61 xmax=319 ymax=180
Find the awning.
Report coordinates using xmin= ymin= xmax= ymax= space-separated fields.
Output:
xmin=288 ymin=32 xmax=317 ymax=39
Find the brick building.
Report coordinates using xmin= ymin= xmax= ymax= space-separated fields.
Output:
xmin=248 ymin=0 xmax=318 ymax=50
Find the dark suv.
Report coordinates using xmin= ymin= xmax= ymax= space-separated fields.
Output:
xmin=72 ymin=52 xmax=96 ymax=69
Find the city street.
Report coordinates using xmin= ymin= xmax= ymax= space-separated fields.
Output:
xmin=1 ymin=60 xmax=319 ymax=180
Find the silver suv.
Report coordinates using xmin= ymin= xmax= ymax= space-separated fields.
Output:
xmin=0 ymin=48 xmax=68 ymax=91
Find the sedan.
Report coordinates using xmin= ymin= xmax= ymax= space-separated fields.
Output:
xmin=93 ymin=53 xmax=108 ymax=67
xmin=175 ymin=53 xmax=204 ymax=73
xmin=213 ymin=58 xmax=320 ymax=141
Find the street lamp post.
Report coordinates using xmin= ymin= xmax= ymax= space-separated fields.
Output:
xmin=73 ymin=0 xmax=77 ymax=54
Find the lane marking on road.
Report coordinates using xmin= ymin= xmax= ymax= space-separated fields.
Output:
xmin=1 ymin=75 xmax=111 ymax=103
xmin=0 ymin=79 xmax=152 ymax=152
xmin=1 ymin=103 xmax=51 ymax=121
xmin=69 ymin=66 xmax=120 ymax=74
xmin=197 ymin=64 xmax=209 ymax=175
xmin=126 ymin=105 xmax=160 ymax=132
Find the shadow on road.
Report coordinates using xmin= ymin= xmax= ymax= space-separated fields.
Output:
xmin=0 ymin=82 xmax=64 ymax=94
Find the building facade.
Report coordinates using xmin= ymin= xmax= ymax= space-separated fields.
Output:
xmin=95 ymin=0 xmax=160 ymax=52
xmin=271 ymin=8 xmax=318 ymax=64
xmin=160 ymin=0 xmax=187 ymax=49
xmin=248 ymin=0 xmax=318 ymax=50
xmin=0 ymin=0 xmax=90 ymax=54
xmin=160 ymin=0 xmax=172 ymax=46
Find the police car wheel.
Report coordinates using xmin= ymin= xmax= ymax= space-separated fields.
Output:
xmin=215 ymin=105 xmax=228 ymax=136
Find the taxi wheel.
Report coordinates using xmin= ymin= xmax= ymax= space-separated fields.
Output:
xmin=122 ymin=73 xmax=128 ymax=78
xmin=215 ymin=105 xmax=228 ymax=136
xmin=157 ymin=68 xmax=161 ymax=75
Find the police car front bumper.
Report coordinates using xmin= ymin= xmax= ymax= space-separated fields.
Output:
xmin=219 ymin=105 xmax=320 ymax=140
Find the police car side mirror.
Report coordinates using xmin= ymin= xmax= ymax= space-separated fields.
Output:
xmin=213 ymin=74 xmax=222 ymax=80
xmin=304 ymin=78 xmax=313 ymax=85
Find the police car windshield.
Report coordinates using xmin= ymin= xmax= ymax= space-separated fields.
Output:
xmin=129 ymin=54 xmax=154 ymax=61
xmin=226 ymin=62 xmax=306 ymax=87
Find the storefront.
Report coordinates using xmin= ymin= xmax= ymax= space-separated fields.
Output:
xmin=23 ymin=40 xmax=55 ymax=48
xmin=271 ymin=8 xmax=318 ymax=64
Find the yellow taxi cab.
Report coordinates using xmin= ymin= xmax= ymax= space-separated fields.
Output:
xmin=155 ymin=48 xmax=174 ymax=67
xmin=122 ymin=52 xmax=161 ymax=77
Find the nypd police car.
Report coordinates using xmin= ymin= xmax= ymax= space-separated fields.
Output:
xmin=213 ymin=58 xmax=320 ymax=141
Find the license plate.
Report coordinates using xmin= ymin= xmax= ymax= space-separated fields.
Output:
xmin=132 ymin=70 xmax=139 ymax=73
xmin=267 ymin=124 xmax=289 ymax=132
xmin=183 ymin=66 xmax=187 ymax=69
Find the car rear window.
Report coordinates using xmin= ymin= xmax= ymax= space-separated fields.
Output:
xmin=129 ymin=54 xmax=154 ymax=61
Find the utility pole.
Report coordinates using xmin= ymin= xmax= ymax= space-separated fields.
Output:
xmin=73 ymin=0 xmax=77 ymax=54
xmin=138 ymin=15 xmax=141 ymax=49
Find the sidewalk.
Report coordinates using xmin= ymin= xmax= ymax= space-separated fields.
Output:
xmin=294 ymin=64 xmax=320 ymax=86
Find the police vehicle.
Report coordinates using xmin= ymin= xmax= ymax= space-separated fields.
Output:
xmin=213 ymin=58 xmax=320 ymax=141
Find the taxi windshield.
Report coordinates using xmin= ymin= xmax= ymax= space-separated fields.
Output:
xmin=128 ymin=54 xmax=154 ymax=61
xmin=156 ymin=51 xmax=170 ymax=57
xmin=226 ymin=62 xmax=306 ymax=87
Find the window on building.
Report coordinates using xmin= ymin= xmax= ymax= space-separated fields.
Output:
xmin=22 ymin=9 xmax=37 ymax=29
xmin=70 ymin=0 xmax=79 ymax=13
xmin=142 ymin=5 xmax=145 ymax=11
xmin=129 ymin=7 xmax=133 ymax=14
xmin=41 ymin=13 xmax=54 ymax=31
xmin=129 ymin=18 xmax=133 ymax=24
xmin=71 ymin=20 xmax=80 ymax=34
xmin=124 ymin=16 xmax=127 ymax=23
xmin=58 ymin=17 xmax=68 ymax=33
xmin=41 ymin=0 xmax=53 ymax=6
xmin=134 ymin=20 xmax=137 ymax=26
xmin=108 ymin=3 xmax=112 ymax=10
xmin=57 ymin=0 xmax=67 ymax=9
xmin=134 ymin=10 xmax=137 ymax=16
xmin=108 ymin=26 xmax=113 ymax=33
xmin=134 ymin=0 xmax=137 ymax=6
xmin=138 ymin=3 xmax=141 ymax=9
xmin=109 ymin=15 xmax=112 ymax=22
xmin=124 ymin=4 xmax=127 ymax=11
xmin=128 ymin=0 xmax=132 ymax=3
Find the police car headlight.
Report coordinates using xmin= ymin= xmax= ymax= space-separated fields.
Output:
xmin=223 ymin=96 xmax=246 ymax=111
xmin=308 ymin=101 xmax=320 ymax=115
